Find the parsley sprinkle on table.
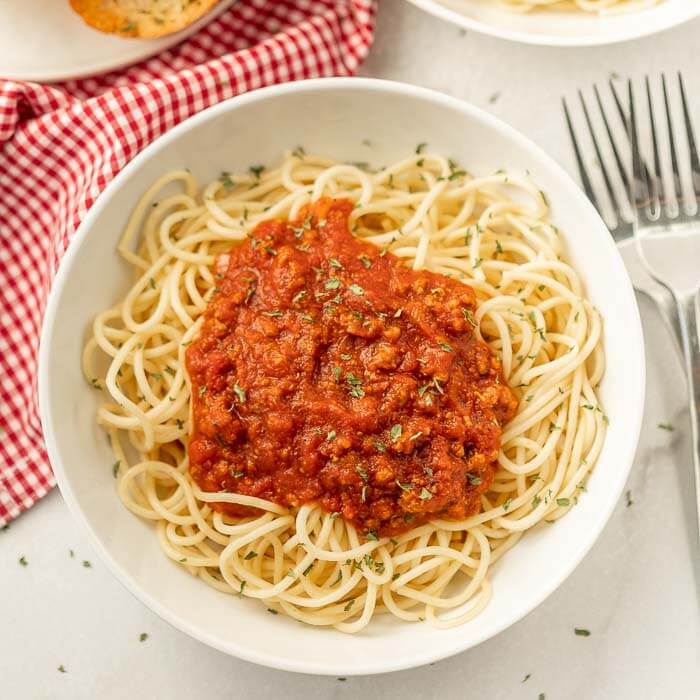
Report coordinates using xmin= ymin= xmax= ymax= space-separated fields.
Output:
xmin=139 ymin=633 xmax=148 ymax=642
xmin=574 ymin=628 xmax=591 ymax=637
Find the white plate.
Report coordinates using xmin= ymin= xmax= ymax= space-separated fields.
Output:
xmin=39 ymin=78 xmax=645 ymax=675
xmin=0 ymin=0 xmax=237 ymax=83
xmin=406 ymin=0 xmax=700 ymax=46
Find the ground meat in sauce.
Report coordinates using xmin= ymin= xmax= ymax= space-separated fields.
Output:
xmin=186 ymin=197 xmax=517 ymax=537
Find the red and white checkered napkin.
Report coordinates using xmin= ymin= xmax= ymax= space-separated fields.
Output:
xmin=0 ymin=0 xmax=376 ymax=525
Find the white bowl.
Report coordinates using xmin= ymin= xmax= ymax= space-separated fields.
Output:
xmin=406 ymin=0 xmax=700 ymax=47
xmin=39 ymin=78 xmax=645 ymax=675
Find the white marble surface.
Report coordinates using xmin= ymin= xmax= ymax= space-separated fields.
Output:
xmin=2 ymin=1 xmax=700 ymax=697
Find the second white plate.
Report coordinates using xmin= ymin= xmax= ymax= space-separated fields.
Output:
xmin=0 ymin=0 xmax=237 ymax=83
xmin=406 ymin=0 xmax=700 ymax=47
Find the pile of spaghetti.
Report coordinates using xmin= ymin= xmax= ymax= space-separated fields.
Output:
xmin=498 ymin=0 xmax=660 ymax=14
xmin=83 ymin=150 xmax=606 ymax=633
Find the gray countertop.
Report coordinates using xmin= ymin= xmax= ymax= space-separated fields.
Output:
xmin=2 ymin=1 xmax=700 ymax=697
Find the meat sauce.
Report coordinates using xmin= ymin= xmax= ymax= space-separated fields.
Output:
xmin=186 ymin=198 xmax=517 ymax=536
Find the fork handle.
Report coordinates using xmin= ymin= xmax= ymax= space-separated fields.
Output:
xmin=677 ymin=292 xmax=700 ymax=552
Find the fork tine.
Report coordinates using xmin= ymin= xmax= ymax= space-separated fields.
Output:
xmin=594 ymin=84 xmax=630 ymax=192
xmin=610 ymin=79 xmax=628 ymax=129
xmin=578 ymin=90 xmax=624 ymax=220
xmin=662 ymin=73 xmax=684 ymax=208
xmin=627 ymin=79 xmax=651 ymax=215
xmin=678 ymin=72 xmax=700 ymax=201
xmin=645 ymin=76 xmax=663 ymax=215
xmin=612 ymin=77 xmax=654 ymax=193
xmin=562 ymin=97 xmax=601 ymax=213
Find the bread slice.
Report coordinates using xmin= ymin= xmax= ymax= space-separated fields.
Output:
xmin=69 ymin=0 xmax=222 ymax=39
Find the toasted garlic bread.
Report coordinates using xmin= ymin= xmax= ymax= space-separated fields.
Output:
xmin=69 ymin=0 xmax=222 ymax=39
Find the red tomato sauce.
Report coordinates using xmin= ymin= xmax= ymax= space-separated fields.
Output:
xmin=186 ymin=198 xmax=517 ymax=537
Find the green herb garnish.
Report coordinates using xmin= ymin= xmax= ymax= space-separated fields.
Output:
xmin=232 ymin=383 xmax=246 ymax=403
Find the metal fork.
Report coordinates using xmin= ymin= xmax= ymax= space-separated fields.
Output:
xmin=562 ymin=82 xmax=683 ymax=359
xmin=628 ymin=74 xmax=700 ymax=554
xmin=563 ymin=75 xmax=700 ymax=575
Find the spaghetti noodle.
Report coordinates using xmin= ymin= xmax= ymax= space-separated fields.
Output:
xmin=83 ymin=151 xmax=606 ymax=632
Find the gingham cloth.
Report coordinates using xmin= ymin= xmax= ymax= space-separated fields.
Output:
xmin=0 ymin=0 xmax=376 ymax=526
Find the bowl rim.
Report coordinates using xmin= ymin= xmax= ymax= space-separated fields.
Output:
xmin=38 ymin=76 xmax=646 ymax=675
xmin=405 ymin=0 xmax=700 ymax=47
